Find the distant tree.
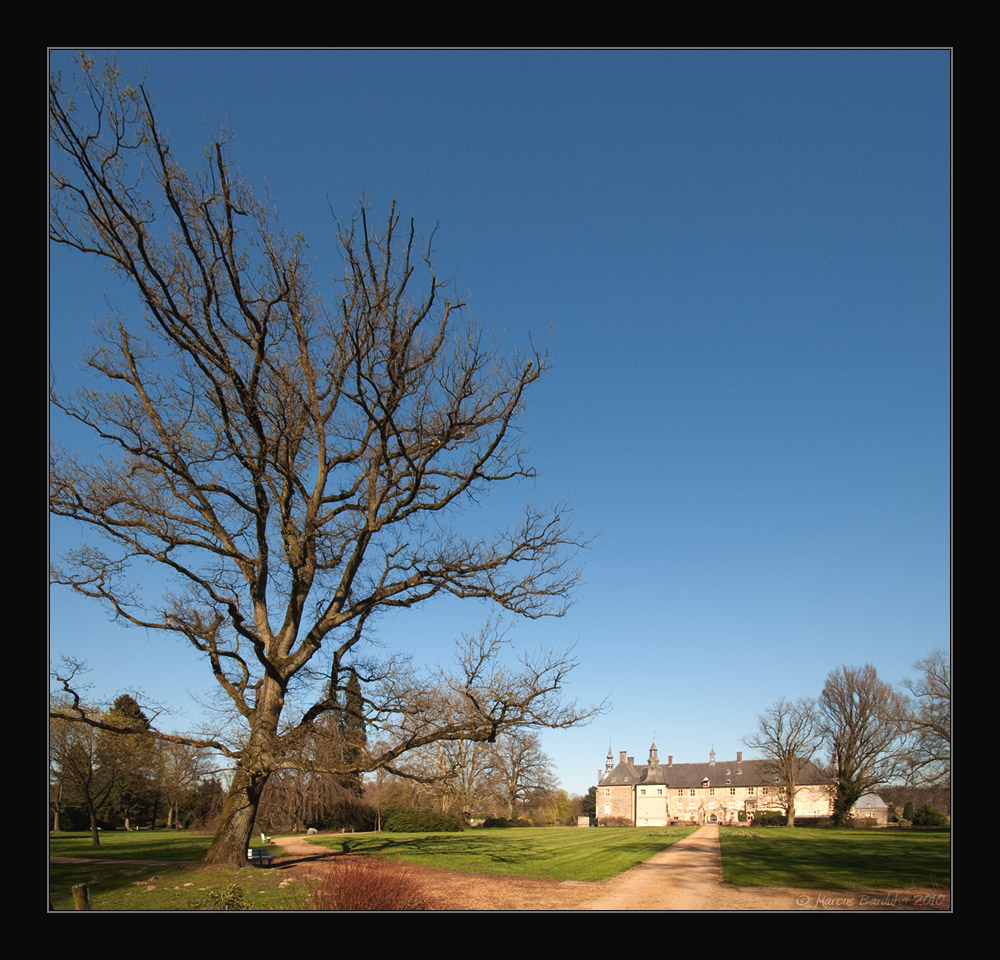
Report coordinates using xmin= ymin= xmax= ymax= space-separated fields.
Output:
xmin=49 ymin=56 xmax=595 ymax=866
xmin=819 ymin=665 xmax=908 ymax=824
xmin=530 ymin=787 xmax=572 ymax=825
xmin=396 ymin=737 xmax=493 ymax=816
xmin=581 ymin=785 xmax=597 ymax=818
xmin=902 ymin=649 xmax=951 ymax=787
xmin=50 ymin=707 xmax=118 ymax=846
xmin=487 ymin=732 xmax=555 ymax=819
xmin=154 ymin=741 xmax=213 ymax=829
xmin=184 ymin=777 xmax=227 ymax=829
xmin=744 ymin=697 xmax=823 ymax=826
xmin=903 ymin=800 xmax=915 ymax=822
xmin=335 ymin=669 xmax=368 ymax=797
xmin=101 ymin=695 xmax=155 ymax=830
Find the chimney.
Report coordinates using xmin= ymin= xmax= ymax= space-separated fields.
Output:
xmin=736 ymin=751 xmax=743 ymax=763
xmin=668 ymin=755 xmax=673 ymax=767
xmin=620 ymin=751 xmax=627 ymax=764
xmin=628 ymin=757 xmax=634 ymax=766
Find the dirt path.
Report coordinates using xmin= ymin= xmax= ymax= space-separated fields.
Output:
xmin=584 ymin=824 xmax=724 ymax=909
xmin=271 ymin=827 xmax=949 ymax=911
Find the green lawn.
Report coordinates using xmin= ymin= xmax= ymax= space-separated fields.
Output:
xmin=52 ymin=824 xmax=949 ymax=909
xmin=49 ymin=830 xmax=299 ymax=911
xmin=309 ymin=826 xmax=699 ymax=882
xmin=50 ymin=826 xmax=697 ymax=908
xmin=718 ymin=827 xmax=950 ymax=890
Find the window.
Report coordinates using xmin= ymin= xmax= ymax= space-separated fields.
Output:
xmin=604 ymin=788 xmax=610 ymax=797
xmin=656 ymin=789 xmax=663 ymax=796
xmin=730 ymin=788 xmax=736 ymax=795
xmin=640 ymin=789 xmax=646 ymax=796
xmin=677 ymin=789 xmax=684 ymax=796
xmin=690 ymin=789 xmax=696 ymax=796
xmin=747 ymin=787 xmax=755 ymax=795
xmin=709 ymin=788 xmax=715 ymax=796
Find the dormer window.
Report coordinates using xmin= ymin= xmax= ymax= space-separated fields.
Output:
xmin=702 ymin=778 xmax=710 ymax=786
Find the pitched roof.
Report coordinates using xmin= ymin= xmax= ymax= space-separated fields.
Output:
xmin=599 ymin=757 xmax=830 ymax=789
xmin=853 ymin=793 xmax=889 ymax=810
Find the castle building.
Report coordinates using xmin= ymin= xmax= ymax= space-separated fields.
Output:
xmin=597 ymin=742 xmax=833 ymax=825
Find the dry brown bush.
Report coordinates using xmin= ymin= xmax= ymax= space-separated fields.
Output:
xmin=305 ymin=858 xmax=441 ymax=911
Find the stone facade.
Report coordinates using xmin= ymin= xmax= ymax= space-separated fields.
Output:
xmin=596 ymin=742 xmax=833 ymax=826
xmin=850 ymin=793 xmax=890 ymax=826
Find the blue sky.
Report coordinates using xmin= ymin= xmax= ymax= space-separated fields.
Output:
xmin=49 ymin=49 xmax=950 ymax=795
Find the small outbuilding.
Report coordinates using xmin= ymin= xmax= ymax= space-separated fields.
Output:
xmin=851 ymin=793 xmax=890 ymax=826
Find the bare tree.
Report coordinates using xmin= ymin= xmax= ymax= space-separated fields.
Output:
xmin=49 ymin=56 xmax=594 ymax=866
xmin=49 ymin=706 xmax=121 ymax=847
xmin=902 ymin=649 xmax=950 ymax=787
xmin=744 ymin=697 xmax=823 ymax=826
xmin=395 ymin=737 xmax=491 ymax=816
xmin=487 ymin=731 xmax=555 ymax=819
xmin=819 ymin=664 xmax=908 ymax=824
xmin=154 ymin=741 xmax=213 ymax=830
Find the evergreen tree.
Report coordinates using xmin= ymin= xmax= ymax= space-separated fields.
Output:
xmin=339 ymin=670 xmax=367 ymax=796
xmin=101 ymin=695 xmax=155 ymax=829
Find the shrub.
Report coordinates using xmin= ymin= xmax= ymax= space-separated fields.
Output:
xmin=846 ymin=816 xmax=881 ymax=828
xmin=598 ymin=816 xmax=633 ymax=827
xmin=381 ymin=808 xmax=464 ymax=833
xmin=911 ymin=805 xmax=949 ymax=827
xmin=481 ymin=817 xmax=533 ymax=828
xmin=752 ymin=811 xmax=787 ymax=827
xmin=306 ymin=859 xmax=438 ymax=910
xmin=195 ymin=884 xmax=255 ymax=911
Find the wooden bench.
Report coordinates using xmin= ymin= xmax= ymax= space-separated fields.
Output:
xmin=247 ymin=848 xmax=274 ymax=867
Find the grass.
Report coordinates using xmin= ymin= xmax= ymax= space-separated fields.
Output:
xmin=718 ymin=827 xmax=950 ymax=890
xmin=49 ymin=830 xmax=300 ymax=911
xmin=53 ymin=823 xmax=950 ymax=908
xmin=308 ymin=826 xmax=699 ymax=882
xmin=50 ymin=826 xmax=698 ymax=908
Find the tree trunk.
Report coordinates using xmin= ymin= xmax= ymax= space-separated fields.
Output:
xmin=204 ymin=678 xmax=284 ymax=866
xmin=51 ymin=781 xmax=63 ymax=832
xmin=203 ymin=767 xmax=270 ymax=866
xmin=88 ymin=804 xmax=101 ymax=848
